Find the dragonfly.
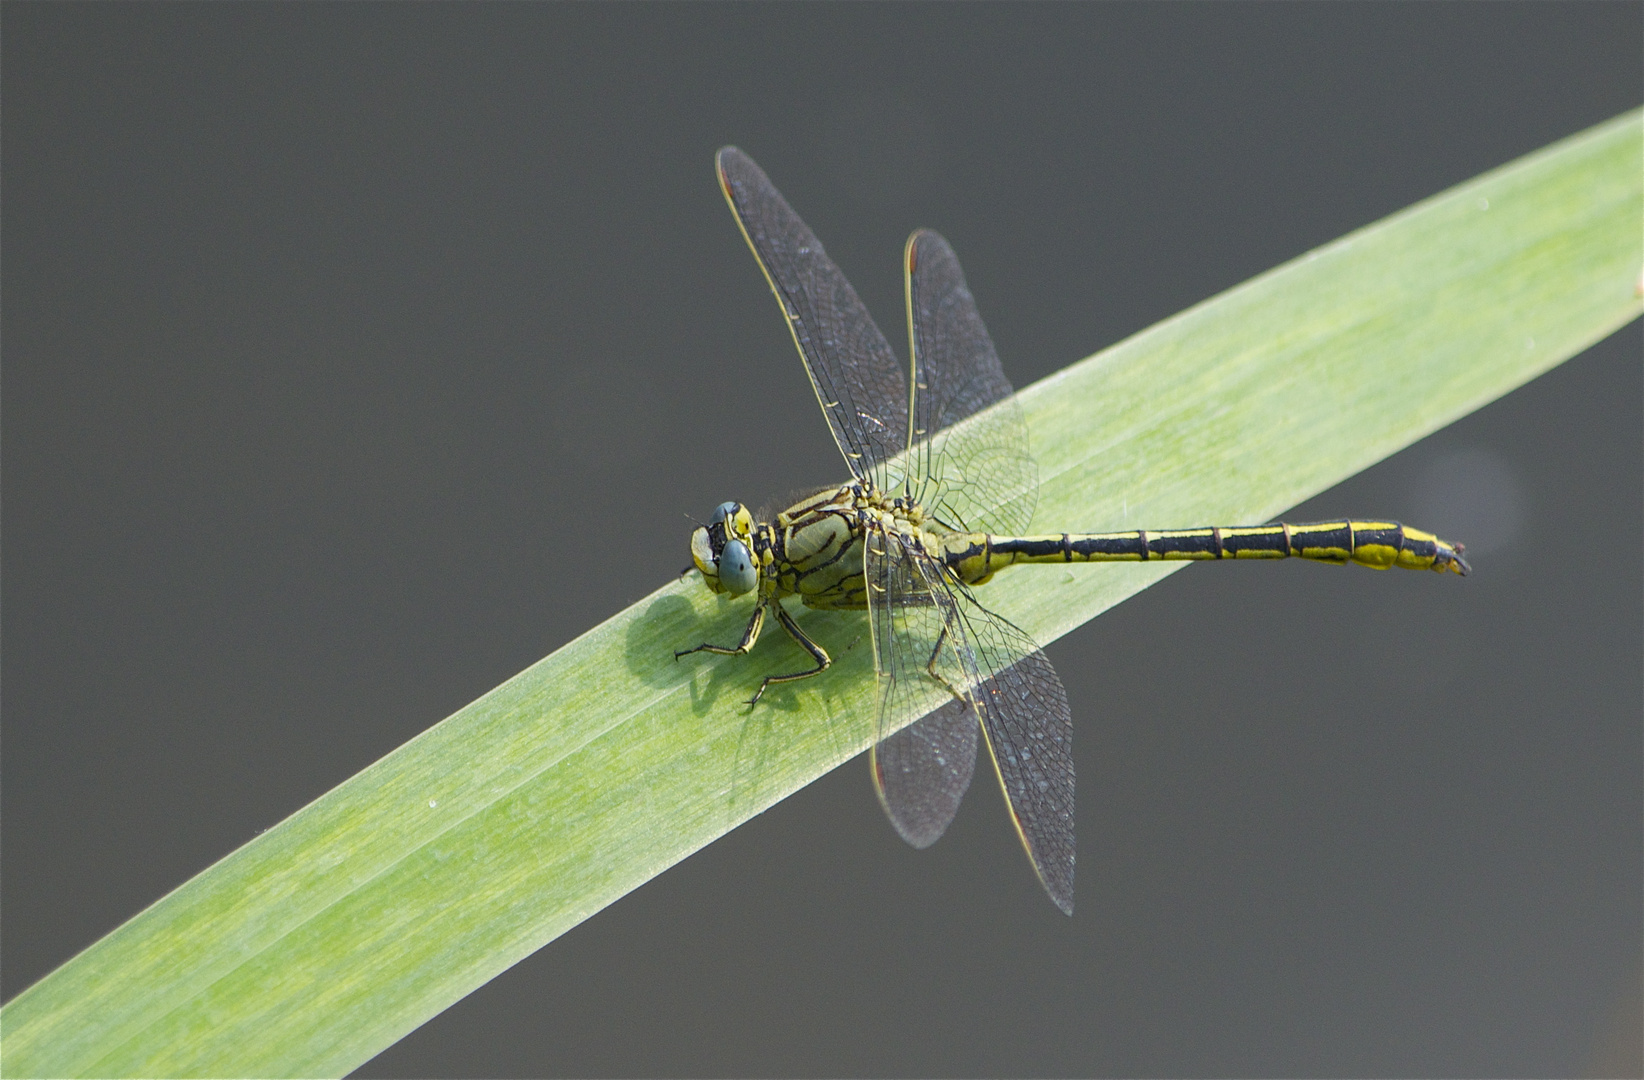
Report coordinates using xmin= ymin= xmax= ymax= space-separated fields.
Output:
xmin=679 ymin=147 xmax=1469 ymax=914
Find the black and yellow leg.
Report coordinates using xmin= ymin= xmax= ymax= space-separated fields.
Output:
xmin=747 ymin=602 xmax=833 ymax=707
xmin=922 ymin=627 xmax=969 ymax=704
xmin=675 ymin=600 xmax=767 ymax=661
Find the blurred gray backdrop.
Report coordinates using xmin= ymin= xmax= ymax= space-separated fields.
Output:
xmin=4 ymin=5 xmax=1639 ymax=1077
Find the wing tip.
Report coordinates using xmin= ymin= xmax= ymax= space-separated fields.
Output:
xmin=715 ymin=146 xmax=743 ymax=199
xmin=1025 ymin=827 xmax=1077 ymax=916
xmin=905 ymin=228 xmax=957 ymax=272
xmin=1027 ymin=828 xmax=1076 ymax=915
xmin=871 ymin=746 xmax=954 ymax=850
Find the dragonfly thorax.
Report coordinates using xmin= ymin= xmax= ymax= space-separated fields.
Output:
xmin=691 ymin=492 xmax=847 ymax=599
xmin=688 ymin=485 xmax=942 ymax=606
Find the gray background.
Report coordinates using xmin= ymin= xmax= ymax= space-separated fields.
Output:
xmin=4 ymin=5 xmax=1639 ymax=1077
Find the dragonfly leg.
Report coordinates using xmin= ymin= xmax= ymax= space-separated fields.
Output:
xmin=748 ymin=602 xmax=833 ymax=708
xmin=675 ymin=600 xmax=766 ymax=661
xmin=923 ymin=626 xmax=970 ymax=703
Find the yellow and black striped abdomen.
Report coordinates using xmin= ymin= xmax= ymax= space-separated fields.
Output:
xmin=945 ymin=520 xmax=1469 ymax=585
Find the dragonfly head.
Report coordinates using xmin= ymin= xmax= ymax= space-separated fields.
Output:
xmin=689 ymin=501 xmax=759 ymax=596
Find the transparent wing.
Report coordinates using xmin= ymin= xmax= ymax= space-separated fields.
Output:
xmin=865 ymin=524 xmax=978 ymax=848
xmin=948 ymin=595 xmax=1075 ymax=914
xmin=866 ymin=528 xmax=1073 ymax=914
xmin=717 ymin=147 xmax=907 ymax=485
xmin=904 ymin=229 xmax=1038 ymax=536
xmin=872 ymin=698 xmax=980 ymax=850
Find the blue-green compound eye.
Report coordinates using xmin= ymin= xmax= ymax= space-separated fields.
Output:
xmin=711 ymin=501 xmax=741 ymax=527
xmin=717 ymin=538 xmax=758 ymax=595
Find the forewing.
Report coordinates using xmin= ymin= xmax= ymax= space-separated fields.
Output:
xmin=717 ymin=147 xmax=907 ymax=484
xmin=904 ymin=229 xmax=1038 ymax=535
xmin=947 ymin=593 xmax=1075 ymax=914
xmin=864 ymin=524 xmax=978 ymax=849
